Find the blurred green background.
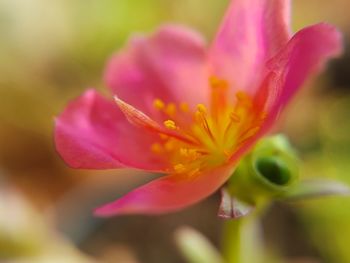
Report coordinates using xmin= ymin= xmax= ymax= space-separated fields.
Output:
xmin=0 ymin=0 xmax=349 ymax=262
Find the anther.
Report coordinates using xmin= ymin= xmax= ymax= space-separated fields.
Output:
xmin=151 ymin=143 xmax=163 ymax=154
xmin=236 ymin=91 xmax=252 ymax=107
xmin=197 ymin=104 xmax=207 ymax=114
xmin=165 ymin=103 xmax=176 ymax=116
xmin=180 ymin=148 xmax=188 ymax=156
xmin=174 ymin=164 xmax=186 ymax=173
xmin=180 ymin=148 xmax=199 ymax=161
xmin=164 ymin=140 xmax=175 ymax=151
xmin=189 ymin=167 xmax=200 ymax=176
xmin=164 ymin=120 xmax=177 ymax=130
xmin=153 ymin=99 xmax=165 ymax=110
xmin=180 ymin=102 xmax=190 ymax=113
xmin=236 ymin=91 xmax=248 ymax=101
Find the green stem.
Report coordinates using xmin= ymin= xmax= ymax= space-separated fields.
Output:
xmin=222 ymin=214 xmax=263 ymax=263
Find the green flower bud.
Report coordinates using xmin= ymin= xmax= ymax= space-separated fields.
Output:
xmin=227 ymin=135 xmax=299 ymax=206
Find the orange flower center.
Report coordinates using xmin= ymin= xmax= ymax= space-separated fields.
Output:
xmin=151 ymin=77 xmax=265 ymax=175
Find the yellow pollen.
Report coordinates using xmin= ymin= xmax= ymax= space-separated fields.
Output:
xmin=164 ymin=140 xmax=175 ymax=151
xmin=174 ymin=164 xmax=186 ymax=173
xmin=236 ymin=91 xmax=253 ymax=107
xmin=180 ymin=148 xmax=190 ymax=156
xmin=151 ymin=143 xmax=163 ymax=154
xmin=165 ymin=103 xmax=176 ymax=116
xmin=180 ymin=102 xmax=190 ymax=113
xmin=153 ymin=99 xmax=165 ymax=110
xmin=151 ymin=79 xmax=260 ymax=171
xmin=164 ymin=120 xmax=177 ymax=130
xmin=197 ymin=104 xmax=207 ymax=114
xmin=180 ymin=148 xmax=199 ymax=160
xmin=189 ymin=167 xmax=200 ymax=176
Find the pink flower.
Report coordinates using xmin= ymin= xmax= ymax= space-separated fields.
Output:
xmin=55 ymin=0 xmax=342 ymax=216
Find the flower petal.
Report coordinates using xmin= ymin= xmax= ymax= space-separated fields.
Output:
xmin=94 ymin=165 xmax=234 ymax=216
xmin=55 ymin=89 xmax=168 ymax=171
xmin=210 ymin=0 xmax=291 ymax=93
xmin=105 ymin=24 xmax=210 ymax=118
xmin=233 ymin=24 xmax=342 ymax=163
xmin=261 ymin=23 xmax=343 ymax=120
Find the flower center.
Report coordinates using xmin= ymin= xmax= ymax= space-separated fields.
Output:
xmin=151 ymin=77 xmax=265 ymax=175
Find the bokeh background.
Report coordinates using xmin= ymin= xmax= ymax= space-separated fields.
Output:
xmin=0 ymin=0 xmax=349 ymax=262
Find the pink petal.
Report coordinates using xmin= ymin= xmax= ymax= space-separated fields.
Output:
xmin=105 ymin=25 xmax=210 ymax=118
xmin=94 ymin=165 xmax=234 ymax=216
xmin=55 ymin=89 xmax=168 ymax=171
xmin=262 ymin=23 xmax=342 ymax=120
xmin=210 ymin=0 xmax=291 ymax=93
xmin=230 ymin=24 xmax=342 ymax=162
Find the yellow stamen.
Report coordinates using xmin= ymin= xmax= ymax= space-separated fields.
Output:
xmin=209 ymin=76 xmax=228 ymax=124
xmin=236 ymin=91 xmax=252 ymax=108
xmin=164 ymin=120 xmax=177 ymax=130
xmin=153 ymin=99 xmax=165 ymax=110
xmin=164 ymin=140 xmax=175 ymax=152
xmin=165 ymin=103 xmax=176 ymax=116
xmin=197 ymin=104 xmax=207 ymax=114
xmin=174 ymin=164 xmax=186 ymax=173
xmin=230 ymin=112 xmax=241 ymax=123
xmin=224 ymin=113 xmax=241 ymax=140
xmin=180 ymin=148 xmax=199 ymax=161
xmin=189 ymin=167 xmax=200 ymax=176
xmin=148 ymin=78 xmax=261 ymax=173
xmin=209 ymin=76 xmax=228 ymax=89
xmin=195 ymin=108 xmax=216 ymax=144
xmin=180 ymin=148 xmax=191 ymax=157
xmin=238 ymin=126 xmax=260 ymax=145
xmin=194 ymin=111 xmax=202 ymax=122
xmin=236 ymin=91 xmax=248 ymax=101
xmin=223 ymin=150 xmax=231 ymax=157
xmin=180 ymin=102 xmax=190 ymax=113
xmin=151 ymin=143 xmax=163 ymax=154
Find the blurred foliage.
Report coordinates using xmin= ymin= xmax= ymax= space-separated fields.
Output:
xmin=290 ymin=96 xmax=350 ymax=263
xmin=0 ymin=185 xmax=96 ymax=262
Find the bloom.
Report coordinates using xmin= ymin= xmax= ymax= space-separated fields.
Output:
xmin=55 ymin=0 xmax=342 ymax=216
